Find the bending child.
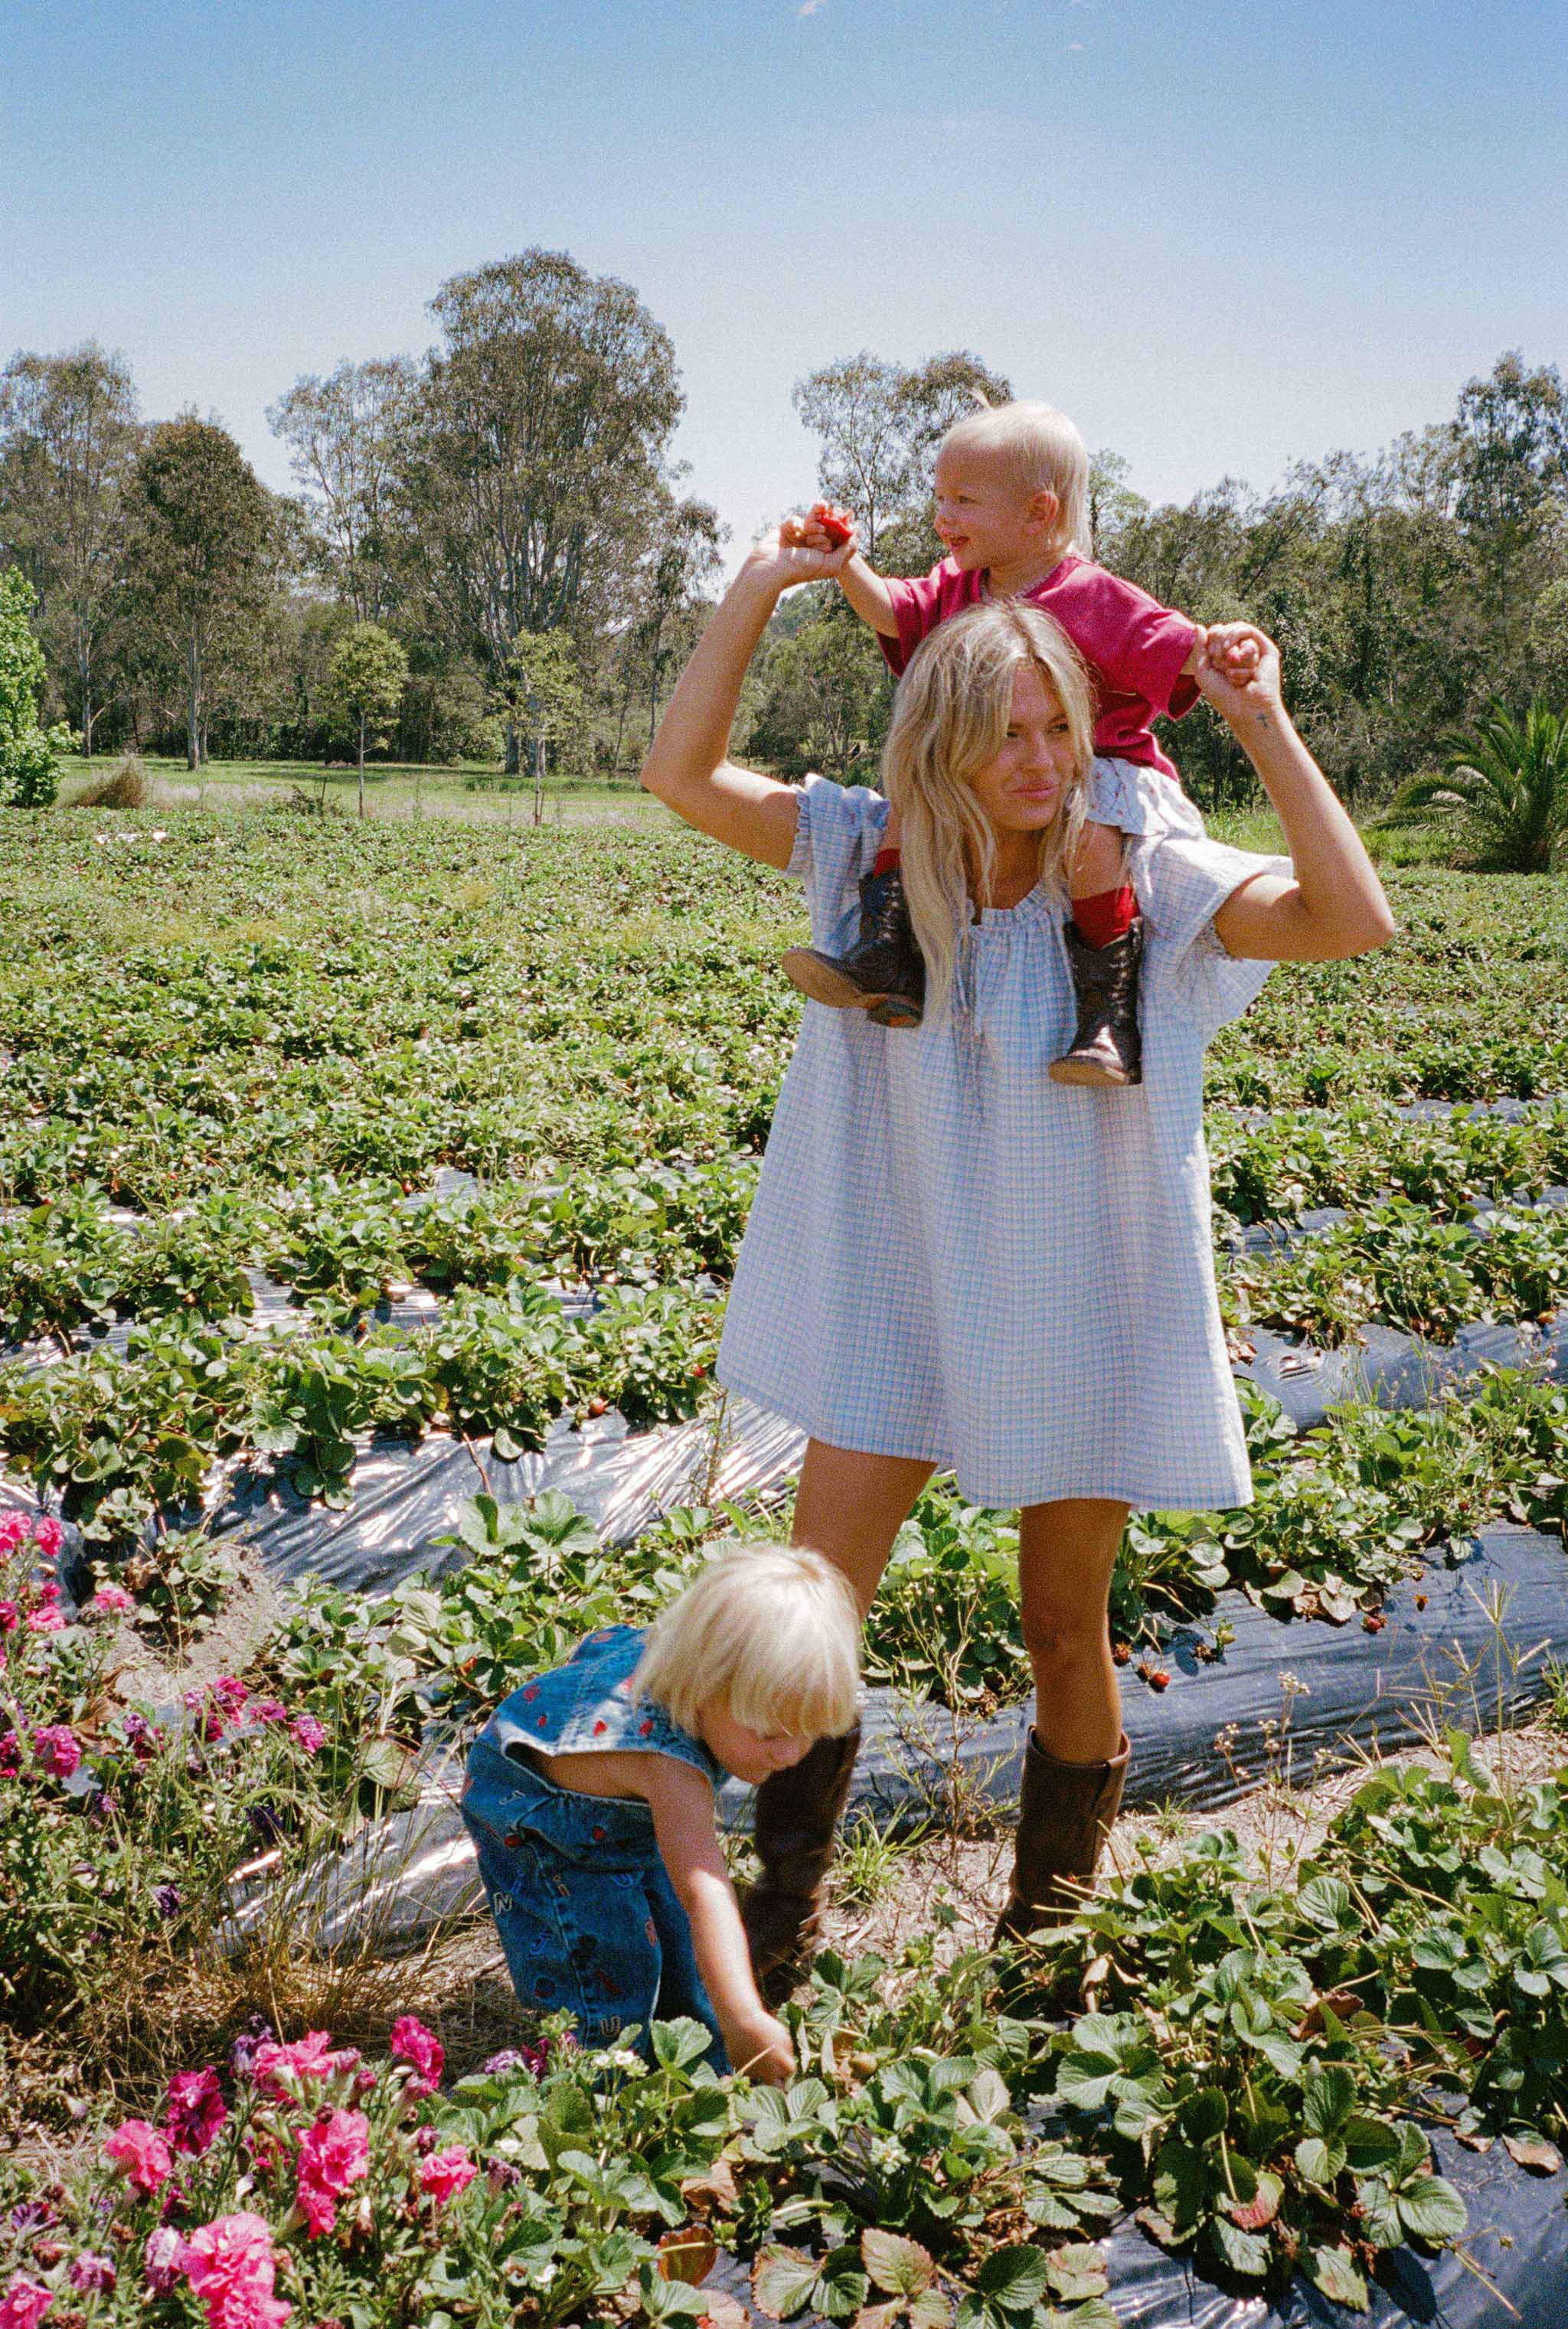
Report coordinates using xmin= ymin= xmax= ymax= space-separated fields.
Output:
xmin=458 ymin=1541 xmax=861 ymax=2083
xmin=783 ymin=398 xmax=1256 ymax=1085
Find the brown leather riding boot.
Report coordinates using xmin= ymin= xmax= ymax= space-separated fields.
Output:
xmin=741 ymin=1724 xmax=861 ymax=2007
xmin=1048 ymin=922 xmax=1143 ymax=1087
xmin=994 ymin=1729 xmax=1130 ymax=1945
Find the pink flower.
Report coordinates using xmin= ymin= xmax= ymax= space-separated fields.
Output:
xmin=36 ymin=1579 xmax=61 ymax=1606
xmin=0 ymin=1514 xmax=28 ymax=1555
xmin=68 ymin=2254 xmax=116 ymax=2294
xmin=389 ymin=2014 xmax=444 ymax=2093
xmin=0 ymin=2278 xmax=54 ymax=2329
xmin=212 ymin=1677 xmax=249 ymax=1720
xmin=142 ymin=2225 xmax=187 ymax=2295
xmin=251 ymin=1698 xmax=288 ymax=1724
xmin=294 ymin=2109 xmax=370 ymax=2238
xmin=104 ymin=2117 xmax=174 ymax=2194
xmin=31 ymin=1726 xmax=81 ymax=1779
xmin=291 ymin=1714 xmax=326 ymax=1756
xmin=24 ymin=1608 xmax=65 ymax=1635
xmin=250 ymin=2030 xmax=359 ymax=2099
xmin=181 ymin=2212 xmax=291 ymax=2329
xmin=90 ymin=1584 xmax=135 ymax=1615
xmin=0 ymin=1601 xmax=16 ymax=1633
xmin=165 ymin=2066 xmax=228 ymax=2157
xmin=31 ymin=1517 xmax=64 ymax=1560
xmin=418 ymin=2145 xmax=478 ymax=2203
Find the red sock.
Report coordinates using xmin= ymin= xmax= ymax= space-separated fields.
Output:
xmin=1073 ymin=886 xmax=1138 ymax=949
xmin=873 ymin=846 xmax=901 ymax=877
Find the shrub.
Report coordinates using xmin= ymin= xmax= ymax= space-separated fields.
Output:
xmin=77 ymin=752 xmax=157 ymax=809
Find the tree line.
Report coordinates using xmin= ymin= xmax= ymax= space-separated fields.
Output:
xmin=2 ymin=256 xmax=1565 ymax=808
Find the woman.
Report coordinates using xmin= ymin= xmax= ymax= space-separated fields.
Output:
xmin=641 ymin=528 xmax=1393 ymax=1994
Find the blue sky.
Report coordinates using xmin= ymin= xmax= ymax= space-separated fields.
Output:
xmin=6 ymin=0 xmax=1566 ymax=567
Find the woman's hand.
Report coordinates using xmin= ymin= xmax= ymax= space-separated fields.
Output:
xmin=1194 ymin=622 xmax=1276 ymax=729
xmin=747 ymin=518 xmax=858 ymax=592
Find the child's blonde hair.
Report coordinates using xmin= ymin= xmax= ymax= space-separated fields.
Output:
xmin=632 ymin=1541 xmax=861 ymax=1739
xmin=882 ymin=602 xmax=1094 ymax=1020
xmin=939 ymin=399 xmax=1090 ymax=558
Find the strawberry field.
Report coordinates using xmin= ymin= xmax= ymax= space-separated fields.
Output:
xmin=4 ymin=804 xmax=1568 ymax=2327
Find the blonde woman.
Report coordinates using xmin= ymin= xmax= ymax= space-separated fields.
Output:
xmin=641 ymin=528 xmax=1393 ymax=1990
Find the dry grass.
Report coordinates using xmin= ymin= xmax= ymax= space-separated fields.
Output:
xmin=74 ymin=752 xmax=161 ymax=810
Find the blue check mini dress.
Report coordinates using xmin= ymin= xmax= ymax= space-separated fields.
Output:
xmin=460 ymin=1625 xmax=729 ymax=2067
xmin=717 ymin=767 xmax=1284 ymax=1512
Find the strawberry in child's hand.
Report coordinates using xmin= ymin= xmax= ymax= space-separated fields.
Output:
xmin=812 ymin=501 xmax=855 ymax=548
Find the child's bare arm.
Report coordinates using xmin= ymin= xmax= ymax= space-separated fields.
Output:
xmin=837 ymin=552 xmax=900 ymax=638
xmin=786 ymin=509 xmax=900 ymax=639
xmin=645 ymin=1759 xmax=795 ymax=2083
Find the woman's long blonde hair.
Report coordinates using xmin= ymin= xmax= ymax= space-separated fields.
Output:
xmin=882 ymin=603 xmax=1095 ymax=1018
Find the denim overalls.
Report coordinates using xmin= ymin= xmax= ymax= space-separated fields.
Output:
xmin=459 ymin=1625 xmax=730 ymax=2069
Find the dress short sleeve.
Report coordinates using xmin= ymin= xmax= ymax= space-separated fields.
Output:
xmin=1130 ymin=833 xmax=1291 ymax=1039
xmin=785 ymin=773 xmax=892 ymax=949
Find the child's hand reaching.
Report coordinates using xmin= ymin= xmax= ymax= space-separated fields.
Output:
xmin=1194 ymin=622 xmax=1282 ymax=728
xmin=750 ymin=516 xmax=858 ymax=590
xmin=724 ymin=2006 xmax=796 ymax=2086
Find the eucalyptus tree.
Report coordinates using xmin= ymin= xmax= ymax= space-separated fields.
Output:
xmin=120 ymin=419 xmax=281 ymax=769
xmin=792 ymin=348 xmax=1011 ymax=566
xmin=267 ymin=357 xmax=416 ymax=624
xmin=0 ymin=343 xmax=141 ymax=752
xmin=400 ymin=250 xmax=683 ymax=770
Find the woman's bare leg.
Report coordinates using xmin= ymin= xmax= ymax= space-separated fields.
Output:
xmin=1016 ymin=1497 xmax=1129 ymax=1762
xmin=791 ymin=1439 xmax=936 ymax=1613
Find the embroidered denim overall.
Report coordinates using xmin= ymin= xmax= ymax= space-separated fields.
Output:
xmin=459 ymin=1625 xmax=729 ymax=2068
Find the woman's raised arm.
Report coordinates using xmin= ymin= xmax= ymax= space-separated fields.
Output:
xmin=1200 ymin=626 xmax=1397 ymax=963
xmin=641 ymin=532 xmax=856 ymax=871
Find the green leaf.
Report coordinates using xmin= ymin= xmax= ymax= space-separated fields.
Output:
xmin=1302 ymin=2062 xmax=1356 ymax=2138
xmin=1178 ymin=2088 xmax=1228 ymax=2142
xmin=753 ymin=2249 xmax=824 ymax=2321
xmin=861 ymin=2232 xmax=936 ymax=2298
xmin=1295 ymin=2135 xmax=1344 ymax=2187
xmin=1396 ymin=2175 xmax=1468 ymax=2245
xmin=1041 ymin=2245 xmax=1107 ymax=2304
xmin=651 ymin=2017 xmax=717 ymax=2073
xmin=973 ymin=2246 xmax=1050 ymax=2312
xmin=1210 ymin=2218 xmax=1271 ymax=2278
xmin=1304 ymin=2245 xmax=1370 ymax=2311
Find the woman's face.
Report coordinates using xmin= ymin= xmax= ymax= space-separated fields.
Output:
xmin=966 ymin=663 xmax=1077 ymax=833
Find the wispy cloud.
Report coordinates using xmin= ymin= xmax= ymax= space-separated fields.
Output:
xmin=799 ymin=0 xmax=827 ymax=15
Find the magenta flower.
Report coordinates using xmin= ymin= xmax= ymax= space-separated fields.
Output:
xmin=211 ymin=1677 xmax=249 ymax=1720
xmin=389 ymin=2014 xmax=444 ymax=2093
xmin=250 ymin=2030 xmax=359 ymax=2099
xmin=165 ymin=2066 xmax=228 ymax=2157
xmin=0 ymin=1733 xmax=18 ymax=1779
xmin=142 ymin=2224 xmax=187 ymax=2296
xmin=290 ymin=1713 xmax=327 ymax=1756
xmin=103 ymin=2117 xmax=174 ymax=2194
xmin=0 ymin=1514 xmax=28 ymax=1555
xmin=31 ymin=1726 xmax=82 ymax=1779
xmin=294 ymin=2109 xmax=370 ymax=2238
xmin=181 ymin=2211 xmax=292 ymax=2329
xmin=0 ymin=2277 xmax=54 ymax=2329
xmin=90 ymin=1584 xmax=135 ymax=1615
xmin=35 ymin=1579 xmax=61 ymax=1607
xmin=68 ymin=2253 xmax=116 ymax=2294
xmin=0 ymin=1601 xmax=16 ymax=1634
xmin=31 ymin=1517 xmax=64 ymax=1560
xmin=250 ymin=1698 xmax=288 ymax=1724
xmin=418 ymin=2145 xmax=478 ymax=2204
xmin=24 ymin=1608 xmax=65 ymax=1635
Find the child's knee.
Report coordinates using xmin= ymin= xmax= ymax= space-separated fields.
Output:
xmin=1068 ymin=819 xmax=1128 ymax=896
